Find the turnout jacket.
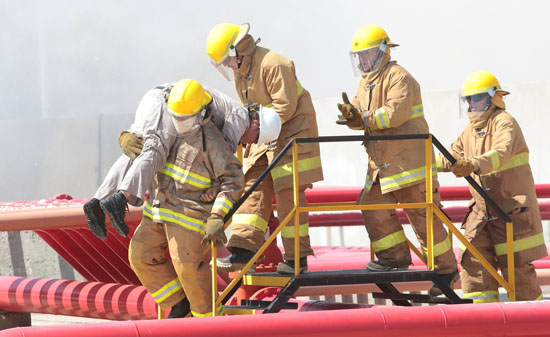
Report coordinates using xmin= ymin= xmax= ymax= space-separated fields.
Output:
xmin=442 ymin=105 xmax=547 ymax=265
xmin=351 ymin=54 xmax=436 ymax=194
xmin=143 ymin=120 xmax=244 ymax=236
xmin=234 ymin=36 xmax=323 ymax=192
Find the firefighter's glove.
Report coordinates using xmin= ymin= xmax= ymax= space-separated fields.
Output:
xmin=202 ymin=214 xmax=227 ymax=247
xmin=336 ymin=92 xmax=364 ymax=129
xmin=451 ymin=159 xmax=475 ymax=178
xmin=119 ymin=130 xmax=144 ymax=160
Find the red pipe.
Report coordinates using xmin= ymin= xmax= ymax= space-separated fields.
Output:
xmin=303 ymin=184 xmax=550 ymax=203
xmin=308 ymin=201 xmax=550 ymax=227
xmin=1 ymin=185 xmax=548 ymax=231
xmin=0 ymin=276 xmax=157 ymax=320
xmin=2 ymin=300 xmax=550 ymax=337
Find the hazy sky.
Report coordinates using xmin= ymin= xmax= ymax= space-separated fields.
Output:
xmin=1 ymin=0 xmax=549 ymax=120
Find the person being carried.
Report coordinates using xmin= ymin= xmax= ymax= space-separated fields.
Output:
xmin=83 ymin=79 xmax=253 ymax=239
xmin=128 ymin=79 xmax=244 ymax=317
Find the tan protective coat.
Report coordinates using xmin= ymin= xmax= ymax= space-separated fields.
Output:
xmin=234 ymin=36 xmax=323 ymax=192
xmin=443 ymin=106 xmax=547 ymax=265
xmin=95 ymin=84 xmax=248 ymax=206
xmin=347 ymin=55 xmax=455 ymax=273
xmin=442 ymin=105 xmax=546 ymax=301
xmin=129 ymin=121 xmax=244 ymax=315
xmin=352 ymin=54 xmax=436 ymax=194
xmin=226 ymin=36 xmax=322 ymax=260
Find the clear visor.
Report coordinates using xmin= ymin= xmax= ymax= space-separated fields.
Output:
xmin=349 ymin=43 xmax=386 ymax=77
xmin=459 ymin=92 xmax=493 ymax=118
xmin=210 ymin=46 xmax=237 ymax=81
xmin=210 ymin=58 xmax=234 ymax=81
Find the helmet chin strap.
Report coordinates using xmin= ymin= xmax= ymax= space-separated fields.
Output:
xmin=229 ymin=45 xmax=242 ymax=68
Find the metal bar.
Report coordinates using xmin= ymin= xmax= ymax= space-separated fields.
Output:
xmin=292 ymin=140 xmax=300 ymax=276
xmin=433 ymin=207 xmax=512 ymax=292
xmin=216 ymin=209 xmax=297 ymax=307
xmin=297 ymin=202 xmax=429 ymax=212
xmin=157 ymin=304 xmax=164 ymax=320
xmin=506 ymin=221 xmax=516 ymax=301
xmin=263 ymin=278 xmax=301 ymax=314
xmin=425 ymin=136 xmax=434 ymax=270
xmin=374 ymin=283 xmax=412 ymax=306
xmin=219 ymin=279 xmax=242 ymax=305
xmin=241 ymin=300 xmax=298 ymax=310
xmin=293 ymin=269 xmax=437 ymax=286
xmin=431 ymin=136 xmax=511 ymax=223
xmin=430 ymin=273 xmax=464 ymax=304
xmin=211 ymin=243 xmax=217 ymax=316
xmin=372 ymin=292 xmax=433 ymax=302
xmin=407 ymin=240 xmax=426 ymax=263
xmin=295 ymin=134 xmax=430 ymax=144
xmin=223 ymin=137 xmax=295 ymax=222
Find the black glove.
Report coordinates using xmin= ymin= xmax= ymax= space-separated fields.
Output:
xmin=336 ymin=92 xmax=364 ymax=129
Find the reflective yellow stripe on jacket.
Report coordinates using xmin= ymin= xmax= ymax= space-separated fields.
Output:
xmin=151 ymin=278 xmax=183 ymax=304
xmin=160 ymin=162 xmax=212 ymax=189
xmin=421 ymin=236 xmax=452 ymax=257
xmin=464 ymin=290 xmax=499 ymax=303
xmin=372 ymin=230 xmax=407 ymax=252
xmin=271 ymin=156 xmax=322 ymax=182
xmin=494 ymin=233 xmax=545 ymax=256
xmin=281 ymin=222 xmax=309 ymax=238
xmin=143 ymin=203 xmax=206 ymax=235
xmin=262 ymin=80 xmax=304 ymax=124
xmin=372 ymin=104 xmax=423 ymax=130
xmin=212 ymin=197 xmax=233 ymax=216
xmin=232 ymin=214 xmax=269 ymax=232
xmin=364 ymin=175 xmax=374 ymax=192
xmin=380 ymin=166 xmax=437 ymax=192
xmin=191 ymin=304 xmax=224 ymax=317
xmin=482 ymin=152 xmax=529 ymax=176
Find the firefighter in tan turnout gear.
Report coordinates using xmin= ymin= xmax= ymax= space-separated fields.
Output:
xmin=83 ymin=80 xmax=251 ymax=240
xmin=128 ymin=79 xmax=245 ymax=317
xmin=206 ymin=23 xmax=323 ymax=274
xmin=441 ymin=71 xmax=547 ymax=303
xmin=336 ymin=24 xmax=458 ymax=295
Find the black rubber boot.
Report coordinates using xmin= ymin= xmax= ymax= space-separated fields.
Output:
xmin=429 ymin=270 xmax=460 ymax=296
xmin=216 ymin=247 xmax=256 ymax=272
xmin=83 ymin=198 xmax=107 ymax=240
xmin=167 ymin=297 xmax=191 ymax=318
xmin=277 ymin=256 xmax=308 ymax=275
xmin=100 ymin=191 xmax=129 ymax=237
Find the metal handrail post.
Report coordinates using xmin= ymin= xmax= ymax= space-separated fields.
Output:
xmin=211 ymin=243 xmax=218 ymax=316
xmin=425 ymin=136 xmax=434 ymax=270
xmin=506 ymin=221 xmax=516 ymax=301
xmin=292 ymin=140 xmax=301 ymax=276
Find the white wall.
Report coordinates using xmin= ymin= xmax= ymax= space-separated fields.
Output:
xmin=2 ymin=0 xmax=550 ymax=201
xmin=1 ymin=0 xmax=550 ymax=278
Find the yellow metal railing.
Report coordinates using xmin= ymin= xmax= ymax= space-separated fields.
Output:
xmin=206 ymin=134 xmax=516 ymax=316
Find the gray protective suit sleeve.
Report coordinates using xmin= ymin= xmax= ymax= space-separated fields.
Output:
xmin=204 ymin=86 xmax=249 ymax=153
xmin=117 ymin=87 xmax=177 ymax=206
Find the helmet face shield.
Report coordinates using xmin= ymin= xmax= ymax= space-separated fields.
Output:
xmin=211 ymin=58 xmax=234 ymax=81
xmin=459 ymin=92 xmax=492 ymax=118
xmin=349 ymin=43 xmax=386 ymax=76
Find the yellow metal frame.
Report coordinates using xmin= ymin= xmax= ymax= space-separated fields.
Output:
xmin=207 ymin=136 xmax=516 ymax=315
